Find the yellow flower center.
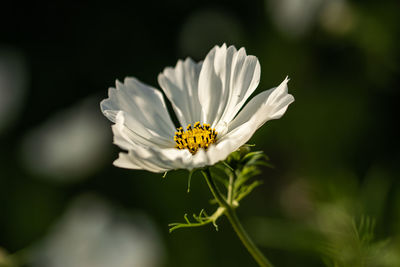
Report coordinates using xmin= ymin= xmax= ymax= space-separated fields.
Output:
xmin=174 ymin=122 xmax=218 ymax=154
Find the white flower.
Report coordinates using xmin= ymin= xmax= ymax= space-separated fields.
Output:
xmin=101 ymin=44 xmax=294 ymax=173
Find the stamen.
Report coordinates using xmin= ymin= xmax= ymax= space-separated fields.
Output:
xmin=174 ymin=121 xmax=218 ymax=154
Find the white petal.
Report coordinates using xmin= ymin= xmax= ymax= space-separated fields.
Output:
xmin=101 ymin=77 xmax=176 ymax=143
xmin=198 ymin=44 xmax=261 ymax=129
xmin=113 ymin=152 xmax=141 ymax=170
xmin=111 ymin=111 xmax=212 ymax=172
xmin=216 ymin=48 xmax=261 ymax=129
xmin=205 ymin=139 xmax=238 ymax=166
xmin=114 ymin=150 xmax=170 ymax=173
xmin=190 ymin=148 xmax=211 ymax=168
xmin=198 ymin=44 xmax=229 ymax=126
xmin=224 ymin=77 xmax=294 ymax=146
xmin=158 ymin=58 xmax=203 ymax=127
xmin=114 ymin=138 xmax=230 ymax=172
xmin=114 ymin=145 xmax=195 ymax=173
xmin=187 ymin=138 xmax=243 ymax=168
xmin=112 ymin=112 xmax=175 ymax=150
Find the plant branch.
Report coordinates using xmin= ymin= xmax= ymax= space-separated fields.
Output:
xmin=201 ymin=168 xmax=273 ymax=267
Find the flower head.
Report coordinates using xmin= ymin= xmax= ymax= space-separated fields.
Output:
xmin=101 ymin=44 xmax=294 ymax=173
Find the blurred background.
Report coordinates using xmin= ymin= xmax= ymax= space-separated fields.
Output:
xmin=1 ymin=0 xmax=399 ymax=266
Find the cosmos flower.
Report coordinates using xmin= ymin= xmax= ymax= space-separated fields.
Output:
xmin=101 ymin=44 xmax=294 ymax=173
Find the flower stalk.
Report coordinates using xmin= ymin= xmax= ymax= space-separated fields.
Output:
xmin=201 ymin=168 xmax=273 ymax=267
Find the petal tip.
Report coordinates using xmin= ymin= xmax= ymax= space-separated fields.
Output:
xmin=284 ymin=75 xmax=290 ymax=83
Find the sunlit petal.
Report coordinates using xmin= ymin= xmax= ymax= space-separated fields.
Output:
xmin=158 ymin=58 xmax=203 ymax=127
xmin=224 ymin=77 xmax=294 ymax=145
xmin=198 ymin=44 xmax=260 ymax=129
xmin=101 ymin=77 xmax=176 ymax=141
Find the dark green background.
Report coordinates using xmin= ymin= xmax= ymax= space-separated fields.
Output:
xmin=1 ymin=0 xmax=399 ymax=266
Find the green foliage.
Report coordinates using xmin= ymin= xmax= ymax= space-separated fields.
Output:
xmin=168 ymin=207 xmax=225 ymax=232
xmin=169 ymin=146 xmax=271 ymax=232
xmin=218 ymin=146 xmax=272 ymax=205
xmin=318 ymin=213 xmax=398 ymax=267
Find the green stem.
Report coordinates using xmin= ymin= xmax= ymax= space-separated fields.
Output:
xmin=201 ymin=168 xmax=273 ymax=267
xmin=227 ymin=173 xmax=234 ymax=205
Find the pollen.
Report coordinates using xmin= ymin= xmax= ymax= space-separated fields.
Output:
xmin=174 ymin=122 xmax=218 ymax=154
